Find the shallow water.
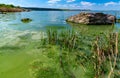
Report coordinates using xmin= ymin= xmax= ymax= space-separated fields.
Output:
xmin=0 ymin=11 xmax=120 ymax=31
xmin=0 ymin=11 xmax=120 ymax=40
xmin=0 ymin=11 xmax=120 ymax=51
xmin=0 ymin=11 xmax=120 ymax=78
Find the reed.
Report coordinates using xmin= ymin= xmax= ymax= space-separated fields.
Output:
xmin=93 ymin=32 xmax=119 ymax=78
xmin=46 ymin=29 xmax=78 ymax=51
xmin=34 ymin=29 xmax=120 ymax=78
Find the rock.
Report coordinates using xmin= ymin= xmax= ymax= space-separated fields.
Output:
xmin=0 ymin=7 xmax=26 ymax=12
xmin=0 ymin=4 xmax=30 ymax=12
xmin=66 ymin=12 xmax=116 ymax=25
xmin=21 ymin=8 xmax=31 ymax=12
xmin=1 ymin=12 xmax=7 ymax=14
xmin=21 ymin=18 xmax=32 ymax=23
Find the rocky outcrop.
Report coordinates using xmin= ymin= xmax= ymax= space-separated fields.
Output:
xmin=0 ymin=7 xmax=29 ymax=12
xmin=0 ymin=4 xmax=30 ymax=12
xmin=66 ymin=12 xmax=116 ymax=25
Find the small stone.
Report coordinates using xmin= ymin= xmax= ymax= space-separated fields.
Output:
xmin=21 ymin=18 xmax=32 ymax=23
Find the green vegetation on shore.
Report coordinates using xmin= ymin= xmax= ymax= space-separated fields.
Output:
xmin=0 ymin=4 xmax=26 ymax=12
xmin=0 ymin=27 xmax=119 ymax=78
xmin=0 ymin=4 xmax=20 ymax=8
xmin=30 ymin=29 xmax=120 ymax=78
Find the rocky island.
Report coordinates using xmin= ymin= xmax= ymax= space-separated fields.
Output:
xmin=66 ymin=12 xmax=116 ymax=25
xmin=0 ymin=4 xmax=28 ymax=12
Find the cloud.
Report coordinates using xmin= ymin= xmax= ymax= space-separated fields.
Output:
xmin=104 ymin=1 xmax=117 ymax=6
xmin=67 ymin=0 xmax=75 ymax=3
xmin=80 ymin=1 xmax=95 ymax=6
xmin=48 ymin=0 xmax=61 ymax=4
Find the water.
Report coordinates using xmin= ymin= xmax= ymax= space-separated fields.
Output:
xmin=0 ymin=11 xmax=120 ymax=78
xmin=0 ymin=11 xmax=120 ymax=45
xmin=0 ymin=11 xmax=120 ymax=31
xmin=0 ymin=11 xmax=81 ymax=31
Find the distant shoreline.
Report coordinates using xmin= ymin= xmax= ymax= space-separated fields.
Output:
xmin=23 ymin=7 xmax=91 ymax=11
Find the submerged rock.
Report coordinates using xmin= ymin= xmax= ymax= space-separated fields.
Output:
xmin=21 ymin=18 xmax=32 ymax=23
xmin=0 ymin=12 xmax=7 ymax=14
xmin=66 ymin=12 xmax=116 ymax=25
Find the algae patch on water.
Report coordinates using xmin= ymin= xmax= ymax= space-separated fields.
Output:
xmin=0 ymin=29 xmax=47 ymax=78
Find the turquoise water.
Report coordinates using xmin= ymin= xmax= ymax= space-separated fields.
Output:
xmin=0 ymin=11 xmax=120 ymax=44
xmin=0 ymin=11 xmax=81 ymax=31
xmin=0 ymin=11 xmax=120 ymax=31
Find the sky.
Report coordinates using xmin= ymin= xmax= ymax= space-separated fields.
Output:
xmin=0 ymin=0 xmax=120 ymax=10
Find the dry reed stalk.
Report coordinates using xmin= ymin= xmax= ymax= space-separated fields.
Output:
xmin=94 ymin=37 xmax=101 ymax=78
xmin=108 ymin=32 xmax=118 ymax=78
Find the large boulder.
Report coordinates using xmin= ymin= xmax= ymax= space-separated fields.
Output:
xmin=66 ymin=12 xmax=116 ymax=25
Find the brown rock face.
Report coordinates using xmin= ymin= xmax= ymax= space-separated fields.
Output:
xmin=0 ymin=7 xmax=27 ymax=12
xmin=66 ymin=12 xmax=116 ymax=25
